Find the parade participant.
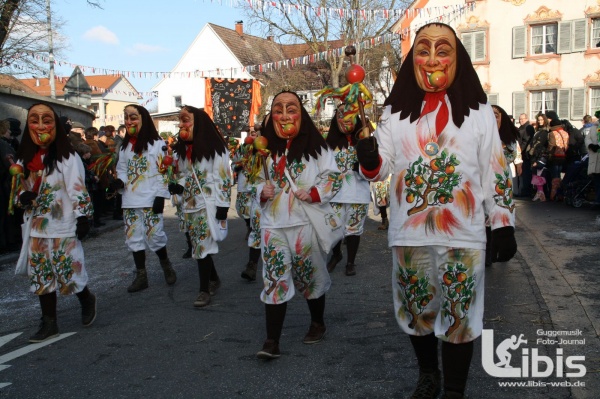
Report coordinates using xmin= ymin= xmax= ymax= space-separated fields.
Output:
xmin=371 ymin=175 xmax=391 ymax=230
xmin=236 ymin=122 xmax=265 ymax=282
xmin=14 ymin=103 xmax=96 ymax=342
xmin=168 ymin=105 xmax=232 ymax=307
xmin=233 ymin=126 xmax=258 ymax=242
xmin=325 ymin=104 xmax=371 ymax=276
xmin=254 ymin=91 xmax=341 ymax=359
xmin=114 ymin=104 xmax=176 ymax=293
xmin=355 ymin=23 xmax=516 ymax=399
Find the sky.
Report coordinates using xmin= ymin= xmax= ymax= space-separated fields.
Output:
xmin=51 ymin=0 xmax=246 ymax=105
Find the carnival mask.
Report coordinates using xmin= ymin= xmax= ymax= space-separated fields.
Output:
xmin=272 ymin=93 xmax=302 ymax=140
xmin=27 ymin=104 xmax=56 ymax=147
xmin=413 ymin=24 xmax=457 ymax=93
xmin=124 ymin=106 xmax=142 ymax=137
xmin=178 ymin=108 xmax=194 ymax=141
xmin=336 ymin=106 xmax=357 ymax=134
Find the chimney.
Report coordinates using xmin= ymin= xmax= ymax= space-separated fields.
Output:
xmin=235 ymin=20 xmax=243 ymax=36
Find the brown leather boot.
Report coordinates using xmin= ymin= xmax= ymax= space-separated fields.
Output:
xmin=241 ymin=260 xmax=257 ymax=281
xmin=160 ymin=258 xmax=177 ymax=285
xmin=127 ymin=269 xmax=148 ymax=293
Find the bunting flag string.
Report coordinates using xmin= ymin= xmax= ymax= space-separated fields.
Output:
xmin=1 ymin=2 xmax=475 ymax=102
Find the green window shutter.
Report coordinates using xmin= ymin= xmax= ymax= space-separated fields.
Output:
xmin=513 ymin=91 xmax=526 ymax=117
xmin=572 ymin=19 xmax=587 ymax=52
xmin=557 ymin=88 xmax=571 ymax=119
xmin=462 ymin=32 xmax=474 ymax=59
xmin=512 ymin=26 xmax=526 ymax=58
xmin=488 ymin=93 xmax=499 ymax=106
xmin=571 ymin=88 xmax=586 ymax=119
xmin=557 ymin=21 xmax=572 ymax=54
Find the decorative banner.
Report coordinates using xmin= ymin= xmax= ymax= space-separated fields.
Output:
xmin=204 ymin=78 xmax=261 ymax=138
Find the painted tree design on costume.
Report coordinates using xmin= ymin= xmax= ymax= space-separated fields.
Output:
xmin=493 ymin=170 xmax=515 ymax=212
xmin=292 ymin=253 xmax=314 ymax=295
xmin=143 ymin=209 xmax=161 ymax=236
xmin=441 ymin=262 xmax=475 ymax=337
xmin=77 ymin=192 xmax=93 ymax=216
xmin=405 ymin=150 xmax=461 ymax=216
xmin=263 ymin=241 xmax=286 ymax=296
xmin=32 ymin=182 xmax=56 ymax=217
xmin=398 ymin=268 xmax=434 ymax=329
xmin=334 ymin=146 xmax=357 ymax=173
xmin=124 ymin=210 xmax=139 ymax=238
xmin=53 ymin=249 xmax=75 ymax=294
xmin=127 ymin=154 xmax=149 ymax=190
xmin=30 ymin=251 xmax=52 ymax=294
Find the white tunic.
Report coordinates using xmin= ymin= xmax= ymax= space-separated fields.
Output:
xmin=19 ymin=154 xmax=92 ymax=238
xmin=116 ymin=140 xmax=170 ymax=208
xmin=363 ymin=98 xmax=515 ymax=250
xmin=330 ymin=146 xmax=371 ymax=204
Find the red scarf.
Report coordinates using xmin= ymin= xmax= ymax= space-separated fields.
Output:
xmin=275 ymin=139 xmax=293 ymax=179
xmin=26 ymin=148 xmax=48 ymax=193
xmin=419 ymin=91 xmax=449 ymax=137
xmin=186 ymin=143 xmax=193 ymax=161
xmin=128 ymin=136 xmax=137 ymax=149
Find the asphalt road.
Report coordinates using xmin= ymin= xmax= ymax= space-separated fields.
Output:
xmin=1 ymin=194 xmax=599 ymax=398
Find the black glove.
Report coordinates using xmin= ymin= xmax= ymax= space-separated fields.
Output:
xmin=76 ymin=216 xmax=90 ymax=240
xmin=19 ymin=191 xmax=37 ymax=206
xmin=352 ymin=162 xmax=360 ymax=172
xmin=216 ymin=206 xmax=228 ymax=221
xmin=490 ymin=226 xmax=517 ymax=263
xmin=588 ymin=144 xmax=600 ymax=152
xmin=111 ymin=179 xmax=125 ymax=190
xmin=355 ymin=137 xmax=380 ymax=171
xmin=152 ymin=197 xmax=165 ymax=214
xmin=168 ymin=183 xmax=184 ymax=195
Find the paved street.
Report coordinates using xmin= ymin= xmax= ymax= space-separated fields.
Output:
xmin=1 ymin=195 xmax=599 ymax=398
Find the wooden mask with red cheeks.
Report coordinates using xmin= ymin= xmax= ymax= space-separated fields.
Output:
xmin=178 ymin=108 xmax=194 ymax=141
xmin=271 ymin=92 xmax=302 ymax=140
xmin=336 ymin=106 xmax=357 ymax=134
xmin=124 ymin=106 xmax=142 ymax=137
xmin=412 ymin=25 xmax=457 ymax=93
xmin=28 ymin=104 xmax=57 ymax=147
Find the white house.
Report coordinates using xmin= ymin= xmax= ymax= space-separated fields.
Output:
xmin=392 ymin=0 xmax=600 ymax=125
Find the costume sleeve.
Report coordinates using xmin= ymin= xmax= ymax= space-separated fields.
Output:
xmin=151 ymin=140 xmax=170 ymax=199
xmin=63 ymin=155 xmax=93 ymax=218
xmin=514 ymin=141 xmax=523 ymax=165
xmin=362 ymin=105 xmax=394 ymax=182
xmin=213 ymin=151 xmax=232 ymax=208
xmin=479 ymin=104 xmax=515 ymax=230
xmin=312 ymin=147 xmax=342 ymax=203
xmin=116 ymin=147 xmax=127 ymax=184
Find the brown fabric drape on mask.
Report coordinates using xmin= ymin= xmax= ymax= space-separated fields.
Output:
xmin=261 ymin=91 xmax=328 ymax=164
xmin=17 ymin=103 xmax=74 ymax=179
xmin=120 ymin=104 xmax=161 ymax=155
xmin=172 ymin=105 xmax=227 ymax=163
xmin=384 ymin=23 xmax=487 ymax=129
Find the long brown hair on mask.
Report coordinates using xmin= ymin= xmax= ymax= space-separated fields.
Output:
xmin=121 ymin=104 xmax=160 ymax=154
xmin=326 ymin=112 xmax=363 ymax=150
xmin=172 ymin=105 xmax=227 ymax=163
xmin=261 ymin=91 xmax=328 ymax=163
xmin=384 ymin=22 xmax=487 ymax=129
xmin=492 ymin=105 xmax=519 ymax=146
xmin=17 ymin=102 xmax=74 ymax=178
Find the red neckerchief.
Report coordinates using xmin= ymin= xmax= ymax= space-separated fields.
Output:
xmin=185 ymin=143 xmax=193 ymax=162
xmin=275 ymin=139 xmax=293 ymax=179
xmin=26 ymin=148 xmax=48 ymax=193
xmin=128 ymin=136 xmax=137 ymax=149
xmin=419 ymin=91 xmax=449 ymax=137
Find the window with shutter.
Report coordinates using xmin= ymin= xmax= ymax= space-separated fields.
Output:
xmin=592 ymin=19 xmax=600 ymax=49
xmin=557 ymin=89 xmax=571 ymax=119
xmin=529 ymin=90 xmax=556 ymax=118
xmin=512 ymin=92 xmax=526 ymax=118
xmin=572 ymin=19 xmax=587 ymax=52
xmin=532 ymin=24 xmax=558 ymax=55
xmin=571 ymin=88 xmax=585 ymax=119
xmin=557 ymin=21 xmax=572 ymax=53
xmin=512 ymin=26 xmax=526 ymax=58
xmin=590 ymin=87 xmax=600 ymax=113
xmin=474 ymin=31 xmax=486 ymax=61
xmin=462 ymin=33 xmax=474 ymax=59
xmin=488 ymin=93 xmax=499 ymax=106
